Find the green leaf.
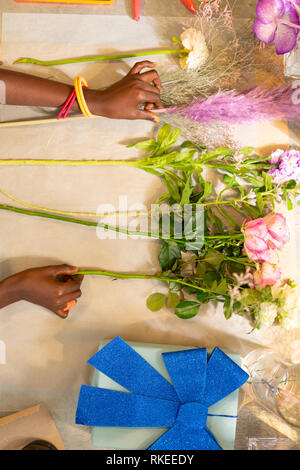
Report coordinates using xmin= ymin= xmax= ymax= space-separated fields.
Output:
xmin=203 ymin=271 xmax=220 ymax=287
xmin=286 ymin=179 xmax=297 ymax=189
xmin=127 ymin=139 xmax=157 ymax=151
xmin=203 ymin=248 xmax=224 ymax=266
xmin=256 ymin=193 xmax=264 ymax=213
xmin=180 ymin=173 xmax=193 ymax=205
xmin=197 ymin=262 xmax=206 ymax=278
xmin=169 ymin=281 xmax=181 ymax=293
xmin=243 ymin=202 xmax=261 ymax=218
xmin=245 ymin=176 xmax=264 ymax=188
xmin=164 ymin=128 xmax=181 ymax=148
xmin=167 ymin=292 xmax=180 ymax=308
xmin=157 ymin=124 xmax=171 ymax=144
xmin=157 ymin=193 xmax=170 ymax=204
xmin=163 ymin=175 xmax=180 ymax=202
xmin=214 ymin=278 xmax=228 ymax=295
xmin=239 ymin=147 xmax=255 ymax=155
xmin=146 ymin=293 xmax=166 ymax=311
xmin=157 ymin=126 xmax=181 ymax=154
xmin=223 ymin=297 xmax=232 ymax=319
xmin=287 ymin=197 xmax=293 ymax=210
xmin=263 ymin=172 xmax=272 ymax=192
xmin=158 ymin=241 xmax=182 ymax=271
xmin=196 ymin=292 xmax=210 ymax=303
xmin=175 ymin=301 xmax=200 ymax=319
xmin=181 ymin=141 xmax=206 ymax=151
xmin=197 ymin=181 xmax=212 ymax=203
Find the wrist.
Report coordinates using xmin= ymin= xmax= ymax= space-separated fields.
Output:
xmin=0 ymin=274 xmax=22 ymax=308
xmin=83 ymin=89 xmax=106 ymax=117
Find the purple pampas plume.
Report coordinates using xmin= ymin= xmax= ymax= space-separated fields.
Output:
xmin=158 ymin=85 xmax=300 ymax=124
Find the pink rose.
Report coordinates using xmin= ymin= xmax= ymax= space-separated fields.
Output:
xmin=263 ymin=213 xmax=290 ymax=250
xmin=253 ymin=262 xmax=281 ymax=290
xmin=242 ymin=217 xmax=271 ymax=262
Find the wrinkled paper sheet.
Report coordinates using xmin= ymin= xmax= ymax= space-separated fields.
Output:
xmin=0 ymin=11 xmax=299 ymax=449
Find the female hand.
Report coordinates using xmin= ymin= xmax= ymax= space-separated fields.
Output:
xmin=0 ymin=265 xmax=83 ymax=318
xmin=89 ymin=60 xmax=164 ymax=122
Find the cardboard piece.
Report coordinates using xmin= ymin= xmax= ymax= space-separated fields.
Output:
xmin=0 ymin=403 xmax=64 ymax=450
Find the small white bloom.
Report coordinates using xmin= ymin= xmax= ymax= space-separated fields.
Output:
xmin=232 ymin=267 xmax=254 ymax=288
xmin=276 ymin=284 xmax=299 ymax=311
xmin=246 ymin=189 xmax=257 ymax=207
xmin=227 ymin=285 xmax=241 ymax=300
xmin=179 ymin=28 xmax=209 ymax=71
xmin=280 ymin=309 xmax=300 ymax=330
xmin=257 ymin=302 xmax=278 ymax=327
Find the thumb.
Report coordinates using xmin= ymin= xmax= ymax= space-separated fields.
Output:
xmin=48 ymin=264 xmax=79 ymax=277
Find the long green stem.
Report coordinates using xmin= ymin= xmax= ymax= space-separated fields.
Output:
xmin=0 ymin=203 xmax=243 ymax=243
xmin=75 ymin=269 xmax=217 ymax=294
xmin=0 ymin=203 xmax=169 ymax=241
xmin=13 ymin=49 xmax=183 ymax=66
xmin=0 ymin=159 xmax=137 ymax=167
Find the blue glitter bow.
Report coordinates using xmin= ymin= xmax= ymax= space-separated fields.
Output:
xmin=76 ymin=337 xmax=248 ymax=450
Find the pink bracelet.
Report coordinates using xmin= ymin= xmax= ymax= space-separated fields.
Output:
xmin=57 ymin=88 xmax=76 ymax=120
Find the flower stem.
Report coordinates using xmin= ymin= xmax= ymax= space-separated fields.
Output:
xmin=0 ymin=159 xmax=137 ymax=167
xmin=13 ymin=49 xmax=183 ymax=66
xmin=75 ymin=269 xmax=215 ymax=294
xmin=0 ymin=203 xmax=243 ymax=243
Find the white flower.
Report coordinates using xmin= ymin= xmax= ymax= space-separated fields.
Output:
xmin=246 ymin=189 xmax=257 ymax=207
xmin=273 ymin=283 xmax=300 ymax=330
xmin=179 ymin=28 xmax=209 ymax=71
xmin=232 ymin=266 xmax=254 ymax=288
xmin=227 ymin=285 xmax=241 ymax=300
xmin=280 ymin=309 xmax=300 ymax=330
xmin=257 ymin=302 xmax=278 ymax=327
xmin=275 ymin=284 xmax=299 ymax=311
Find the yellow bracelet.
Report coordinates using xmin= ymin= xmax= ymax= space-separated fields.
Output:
xmin=74 ymin=76 xmax=93 ymax=118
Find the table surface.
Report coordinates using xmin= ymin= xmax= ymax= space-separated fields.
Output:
xmin=0 ymin=0 xmax=300 ymax=450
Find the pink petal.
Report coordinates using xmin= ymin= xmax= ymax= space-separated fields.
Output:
xmin=256 ymin=0 xmax=285 ymax=23
xmin=244 ymin=218 xmax=269 ymax=239
xmin=282 ymin=3 xmax=300 ymax=25
xmin=268 ymin=238 xmax=285 ymax=249
xmin=247 ymin=248 xmax=272 ymax=263
xmin=245 ymin=235 xmax=269 ymax=253
xmin=275 ymin=23 xmax=298 ymax=54
xmin=253 ymin=20 xmax=276 ymax=43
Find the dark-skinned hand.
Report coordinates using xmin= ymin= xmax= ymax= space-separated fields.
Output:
xmin=89 ymin=60 xmax=164 ymax=122
xmin=0 ymin=265 xmax=83 ymax=318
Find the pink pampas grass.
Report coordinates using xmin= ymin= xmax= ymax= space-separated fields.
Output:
xmin=158 ymin=85 xmax=300 ymax=124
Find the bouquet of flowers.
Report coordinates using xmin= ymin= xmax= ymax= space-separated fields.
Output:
xmin=1 ymin=125 xmax=299 ymax=331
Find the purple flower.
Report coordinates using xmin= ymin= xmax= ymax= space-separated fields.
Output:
xmin=268 ymin=148 xmax=300 ymax=182
xmin=253 ymin=0 xmax=300 ymax=54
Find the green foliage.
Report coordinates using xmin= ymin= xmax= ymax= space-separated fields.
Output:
xmin=146 ymin=293 xmax=166 ymax=311
xmin=134 ymin=125 xmax=299 ymax=327
xmin=175 ymin=301 xmax=200 ymax=319
xmin=158 ymin=241 xmax=181 ymax=271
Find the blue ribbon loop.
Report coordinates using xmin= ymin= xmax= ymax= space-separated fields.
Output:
xmin=76 ymin=337 xmax=249 ymax=450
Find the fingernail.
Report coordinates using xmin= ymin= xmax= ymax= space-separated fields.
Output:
xmin=64 ymin=300 xmax=76 ymax=312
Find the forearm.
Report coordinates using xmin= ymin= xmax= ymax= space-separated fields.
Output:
xmin=0 ymin=275 xmax=21 ymax=309
xmin=0 ymin=61 xmax=163 ymax=121
xmin=0 ymin=68 xmax=100 ymax=113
